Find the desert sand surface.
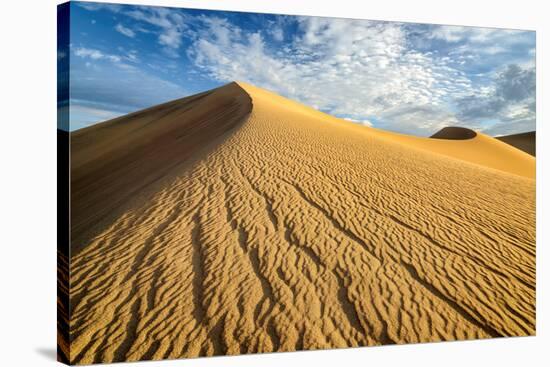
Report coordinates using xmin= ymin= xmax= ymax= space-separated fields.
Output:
xmin=68 ymin=82 xmax=535 ymax=364
xmin=496 ymin=131 xmax=536 ymax=157
xmin=70 ymin=83 xmax=251 ymax=250
xmin=373 ymin=124 xmax=535 ymax=179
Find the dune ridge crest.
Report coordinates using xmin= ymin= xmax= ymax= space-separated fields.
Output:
xmin=68 ymin=82 xmax=535 ymax=364
xmin=235 ymin=81 xmax=534 ymax=179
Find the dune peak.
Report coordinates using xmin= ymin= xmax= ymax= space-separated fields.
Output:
xmin=430 ymin=126 xmax=477 ymax=140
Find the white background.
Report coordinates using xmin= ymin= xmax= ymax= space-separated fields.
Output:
xmin=0 ymin=0 xmax=547 ymax=365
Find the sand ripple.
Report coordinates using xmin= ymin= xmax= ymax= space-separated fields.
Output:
xmin=67 ymin=82 xmax=535 ymax=364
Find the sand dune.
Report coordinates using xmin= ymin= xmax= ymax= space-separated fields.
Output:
xmin=365 ymin=122 xmax=535 ymax=179
xmin=496 ymin=131 xmax=536 ymax=157
xmin=68 ymin=82 xmax=535 ymax=364
xmin=70 ymin=83 xmax=251 ymax=252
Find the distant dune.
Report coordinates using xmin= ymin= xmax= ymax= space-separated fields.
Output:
xmin=496 ymin=131 xmax=536 ymax=156
xmin=430 ymin=126 xmax=477 ymax=140
xmin=69 ymin=82 xmax=535 ymax=364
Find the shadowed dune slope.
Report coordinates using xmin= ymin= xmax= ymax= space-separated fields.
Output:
xmin=497 ymin=131 xmax=536 ymax=157
xmin=69 ymin=82 xmax=535 ymax=364
xmin=70 ymin=82 xmax=252 ymax=253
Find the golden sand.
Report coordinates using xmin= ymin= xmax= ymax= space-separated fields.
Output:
xmin=68 ymin=82 xmax=535 ymax=364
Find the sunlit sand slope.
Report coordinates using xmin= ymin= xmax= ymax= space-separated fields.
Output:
xmin=69 ymin=82 xmax=535 ymax=364
xmin=373 ymin=125 xmax=534 ymax=179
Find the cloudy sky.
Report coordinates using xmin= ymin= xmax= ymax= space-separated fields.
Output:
xmin=59 ymin=2 xmax=536 ymax=136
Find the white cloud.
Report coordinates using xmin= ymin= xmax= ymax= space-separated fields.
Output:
xmin=429 ymin=27 xmax=465 ymax=43
xmin=378 ymin=104 xmax=463 ymax=136
xmin=69 ymin=63 xmax=188 ymax=130
xmin=158 ymin=26 xmax=181 ymax=49
xmin=188 ymin=16 xmax=478 ymax=135
xmin=115 ymin=23 xmax=135 ymax=38
xmin=71 ymin=103 xmax=122 ymax=119
xmin=428 ymin=26 xmax=523 ymax=44
xmin=82 ymin=3 xmax=188 ymax=54
xmin=77 ymin=3 xmax=123 ymax=12
xmin=75 ymin=4 xmax=535 ymax=136
xmin=270 ymin=28 xmax=284 ymax=42
xmin=74 ymin=47 xmax=102 ymax=59
xmin=127 ymin=50 xmax=139 ymax=62
xmin=465 ymin=64 xmax=537 ymax=136
xmin=73 ymin=47 xmax=121 ymax=63
xmin=343 ymin=117 xmax=373 ymax=127
xmin=126 ymin=7 xmax=188 ymax=54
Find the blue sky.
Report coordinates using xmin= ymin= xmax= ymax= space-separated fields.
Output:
xmin=59 ymin=1 xmax=536 ymax=136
